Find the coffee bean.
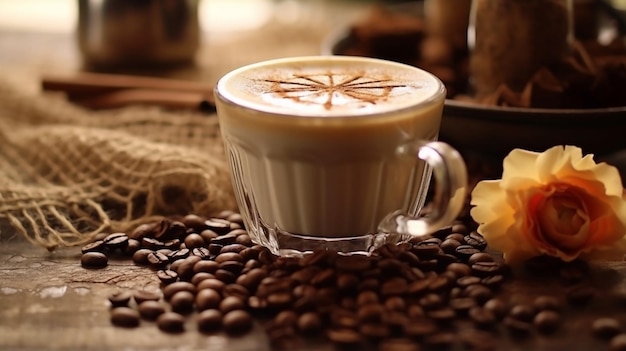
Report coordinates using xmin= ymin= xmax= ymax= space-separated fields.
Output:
xmin=440 ymin=239 xmax=461 ymax=254
xmin=219 ymin=260 xmax=244 ymax=275
xmin=357 ymin=303 xmax=385 ymax=323
xmin=208 ymin=243 xmax=224 ymax=255
xmin=142 ymin=237 xmax=166 ymax=250
xmin=219 ymin=243 xmax=248 ymax=254
xmin=266 ymin=292 xmax=294 ymax=309
xmin=412 ymin=242 xmax=441 ymax=259
xmin=223 ymin=284 xmax=249 ymax=301
xmin=456 ymin=276 xmax=481 ymax=288
xmin=503 ymin=316 xmax=532 ymax=336
xmin=428 ymin=276 xmax=453 ymax=292
xmin=103 ymin=232 xmax=129 ymax=250
xmin=215 ymin=252 xmax=244 ymax=264
xmin=483 ymin=298 xmax=508 ymax=319
xmin=359 ymin=323 xmax=390 ymax=341
xmin=162 ymin=221 xmax=187 ymax=240
xmin=447 ymin=262 xmax=472 ymax=278
xmin=108 ymin=291 xmax=132 ymax=308
xmin=272 ymin=310 xmax=298 ymax=328
xmin=379 ymin=338 xmax=421 ymax=351
xmin=460 ymin=329 xmax=497 ymax=351
xmin=157 ymin=269 xmax=178 ymax=285
xmin=195 ymin=228 xmax=216 ymax=242
xmin=195 ymin=288 xmax=221 ymax=311
xmin=176 ymin=255 xmax=202 ymax=281
xmin=534 ymin=310 xmax=561 ymax=334
xmin=190 ymin=248 xmax=210 ymax=261
xmin=220 ymin=296 xmax=245 ymax=314
xmin=336 ymin=273 xmax=359 ymax=292
xmin=593 ymin=317 xmax=622 ymax=339
xmin=190 ymin=272 xmax=215 ymax=286
xmin=384 ymin=296 xmax=407 ymax=311
xmin=357 ymin=278 xmax=380 ymax=291
xmin=419 ymin=293 xmax=444 ymax=310
xmin=133 ymin=290 xmax=162 ymax=304
xmin=471 ymin=261 xmax=504 ymax=277
xmin=509 ymin=304 xmax=535 ymax=322
xmin=223 ymin=310 xmax=253 ymax=334
xmin=170 ymin=290 xmax=195 ymax=314
xmin=327 ymin=328 xmax=361 ymax=346
xmin=162 ymin=281 xmax=196 ymax=300
xmin=468 ymin=252 xmax=494 ymax=265
xmin=464 ymin=284 xmax=493 ymax=303
xmin=146 ymin=251 xmax=169 ymax=269
xmin=197 ymin=278 xmax=226 ymax=293
xmin=331 ymin=309 xmax=359 ymax=329
xmin=464 ymin=232 xmax=488 ymax=250
xmin=184 ymin=233 xmax=205 ymax=249
xmin=205 ymin=218 xmax=232 ymax=235
xmin=298 ymin=312 xmax=322 ymax=334
xmin=193 ymin=260 xmax=219 ymax=274
xmin=611 ymin=334 xmax=626 ymax=351
xmin=110 ymin=307 xmax=140 ymax=328
xmin=469 ymin=307 xmax=496 ymax=328
xmin=481 ymin=275 xmax=505 ymax=289
xmin=215 ymin=269 xmax=237 ymax=283
xmin=378 ymin=258 xmax=404 ymax=272
xmin=407 ymin=279 xmax=430 ymax=295
xmin=310 ymin=268 xmax=335 ymax=286
xmin=428 ymin=307 xmax=456 ymax=324
xmin=227 ymin=213 xmax=244 ymax=225
xmin=449 ymin=297 xmax=476 ymax=314
xmin=404 ymin=318 xmax=438 ymax=337
xmin=446 ymin=233 xmax=466 ymax=243
xmin=157 ymin=312 xmax=185 ymax=333
xmin=381 ymin=278 xmax=409 ymax=296
xmin=197 ymin=309 xmax=223 ymax=332
xmin=81 ymin=240 xmax=106 ymax=254
xmin=399 ymin=251 xmax=421 ymax=266
xmin=182 ymin=214 xmax=207 ymax=231
xmin=455 ymin=245 xmax=481 ymax=261
xmin=357 ymin=291 xmax=379 ymax=306
xmin=137 ymin=300 xmax=166 ymax=320
xmin=216 ymin=234 xmax=243 ymax=248
xmin=129 ymin=223 xmax=154 ymax=240
xmin=237 ymin=268 xmax=266 ymax=290
xmin=168 ymin=248 xmax=190 ymax=262
xmin=124 ymin=238 xmax=141 ymax=255
xmin=81 ymin=252 xmax=108 ymax=268
xmin=533 ymin=295 xmax=563 ymax=311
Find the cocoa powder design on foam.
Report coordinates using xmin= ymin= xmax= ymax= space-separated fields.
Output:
xmin=261 ymin=72 xmax=414 ymax=110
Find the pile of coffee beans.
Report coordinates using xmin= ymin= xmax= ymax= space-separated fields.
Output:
xmin=79 ymin=211 xmax=625 ymax=350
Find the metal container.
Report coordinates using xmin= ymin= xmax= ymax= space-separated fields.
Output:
xmin=77 ymin=0 xmax=200 ymax=69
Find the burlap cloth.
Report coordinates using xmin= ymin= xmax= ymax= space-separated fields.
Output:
xmin=0 ymin=75 xmax=241 ymax=250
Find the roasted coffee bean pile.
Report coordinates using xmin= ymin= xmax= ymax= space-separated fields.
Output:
xmin=79 ymin=211 xmax=625 ymax=350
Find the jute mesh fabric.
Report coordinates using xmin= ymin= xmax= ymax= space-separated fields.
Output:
xmin=0 ymin=79 xmax=236 ymax=250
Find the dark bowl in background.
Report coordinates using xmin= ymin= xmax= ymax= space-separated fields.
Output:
xmin=322 ymin=4 xmax=626 ymax=170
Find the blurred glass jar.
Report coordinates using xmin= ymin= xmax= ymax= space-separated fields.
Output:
xmin=77 ymin=0 xmax=200 ymax=70
xmin=468 ymin=0 xmax=573 ymax=97
xmin=424 ymin=0 xmax=472 ymax=52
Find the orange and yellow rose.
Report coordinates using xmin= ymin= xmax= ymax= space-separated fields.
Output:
xmin=470 ymin=145 xmax=626 ymax=264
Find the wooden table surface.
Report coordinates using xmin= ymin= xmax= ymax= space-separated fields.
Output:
xmin=2 ymin=1 xmax=626 ymax=350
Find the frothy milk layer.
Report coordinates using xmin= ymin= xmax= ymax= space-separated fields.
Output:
xmin=217 ymin=56 xmax=444 ymax=117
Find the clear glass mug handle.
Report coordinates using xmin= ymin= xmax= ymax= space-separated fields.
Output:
xmin=378 ymin=141 xmax=468 ymax=237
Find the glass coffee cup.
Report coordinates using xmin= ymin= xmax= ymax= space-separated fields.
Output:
xmin=215 ymin=56 xmax=467 ymax=256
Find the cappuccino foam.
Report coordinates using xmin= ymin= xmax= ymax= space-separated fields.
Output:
xmin=217 ymin=56 xmax=444 ymax=117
